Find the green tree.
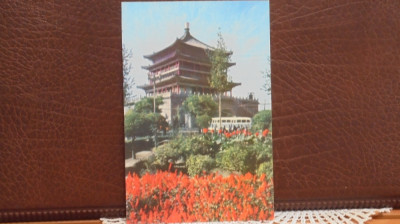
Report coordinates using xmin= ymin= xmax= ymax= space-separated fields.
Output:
xmin=124 ymin=97 xmax=167 ymax=139
xmin=123 ymin=44 xmax=134 ymax=104
xmin=124 ymin=111 xmax=168 ymax=138
xmin=133 ymin=96 xmax=163 ymax=113
xmin=171 ymin=116 xmax=179 ymax=133
xmin=251 ymin=110 xmax=272 ymax=133
xmin=195 ymin=114 xmax=212 ymax=129
xmin=208 ymin=30 xmax=233 ymax=130
xmin=262 ymin=58 xmax=271 ymax=95
xmin=124 ymin=110 xmax=151 ymax=137
xmin=147 ymin=113 xmax=168 ymax=135
xmin=182 ymin=95 xmax=217 ymax=128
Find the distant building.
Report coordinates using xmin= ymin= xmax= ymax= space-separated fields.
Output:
xmin=137 ymin=23 xmax=258 ymax=129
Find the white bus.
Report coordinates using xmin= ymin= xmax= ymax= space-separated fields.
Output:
xmin=209 ymin=117 xmax=252 ymax=130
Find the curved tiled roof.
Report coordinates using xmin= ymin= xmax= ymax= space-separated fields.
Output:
xmin=144 ymin=25 xmax=215 ymax=60
xmin=179 ymin=28 xmax=214 ymax=50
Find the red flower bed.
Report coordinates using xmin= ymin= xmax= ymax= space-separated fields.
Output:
xmin=262 ymin=129 xmax=269 ymax=137
xmin=126 ymin=171 xmax=274 ymax=223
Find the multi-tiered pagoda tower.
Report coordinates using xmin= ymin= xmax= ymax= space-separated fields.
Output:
xmin=138 ymin=23 xmax=258 ymax=128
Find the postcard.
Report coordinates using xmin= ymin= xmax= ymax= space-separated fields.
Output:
xmin=122 ymin=1 xmax=272 ymax=222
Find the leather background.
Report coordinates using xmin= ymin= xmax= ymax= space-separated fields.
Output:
xmin=0 ymin=0 xmax=125 ymax=222
xmin=1 ymin=0 xmax=400 ymax=222
xmin=271 ymin=0 xmax=400 ymax=210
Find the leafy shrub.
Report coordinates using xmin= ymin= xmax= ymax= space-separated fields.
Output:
xmin=187 ymin=155 xmax=215 ymax=176
xmin=183 ymin=134 xmax=218 ymax=156
xmin=216 ymin=142 xmax=255 ymax=174
xmin=153 ymin=136 xmax=186 ymax=169
xmin=256 ymin=161 xmax=273 ymax=179
xmin=152 ymin=132 xmax=272 ymax=177
xmin=215 ymin=134 xmax=273 ymax=175
xmin=153 ymin=135 xmax=219 ymax=170
xmin=251 ymin=138 xmax=273 ymax=170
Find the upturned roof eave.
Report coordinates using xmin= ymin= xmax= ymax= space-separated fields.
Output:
xmin=138 ymin=77 xmax=241 ymax=91
xmin=137 ymin=76 xmax=209 ymax=90
xmin=142 ymin=52 xmax=213 ymax=70
xmin=143 ymin=39 xmax=181 ymax=60
xmin=143 ymin=33 xmax=217 ymax=61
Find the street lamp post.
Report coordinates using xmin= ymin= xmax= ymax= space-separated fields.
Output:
xmin=153 ymin=74 xmax=156 ymax=114
xmin=152 ymin=73 xmax=158 ymax=150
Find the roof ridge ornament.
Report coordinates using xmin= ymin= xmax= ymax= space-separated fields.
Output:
xmin=181 ymin=22 xmax=192 ymax=41
xmin=185 ymin=22 xmax=189 ymax=32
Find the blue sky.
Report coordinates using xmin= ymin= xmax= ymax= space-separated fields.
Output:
xmin=122 ymin=1 xmax=270 ymax=110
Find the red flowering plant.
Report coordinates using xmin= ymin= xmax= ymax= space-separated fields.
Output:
xmin=126 ymin=171 xmax=274 ymax=223
xmin=262 ymin=128 xmax=269 ymax=137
